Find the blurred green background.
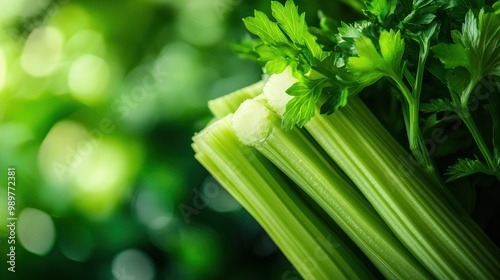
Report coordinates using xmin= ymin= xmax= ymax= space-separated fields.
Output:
xmin=0 ymin=0 xmax=360 ymax=279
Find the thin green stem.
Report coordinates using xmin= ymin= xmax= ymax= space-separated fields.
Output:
xmin=461 ymin=78 xmax=478 ymax=108
xmin=392 ymin=76 xmax=439 ymax=179
xmin=460 ymin=108 xmax=500 ymax=178
xmin=457 ymin=79 xmax=499 ymax=179
xmin=392 ymin=75 xmax=414 ymax=105
xmin=392 ymin=34 xmax=442 ymax=183
xmin=413 ymin=41 xmax=442 ymax=182
xmin=403 ymin=67 xmax=416 ymax=87
xmin=414 ymin=42 xmax=429 ymax=104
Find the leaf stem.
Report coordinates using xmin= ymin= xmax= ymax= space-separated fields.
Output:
xmin=414 ymin=39 xmax=429 ymax=104
xmin=457 ymin=79 xmax=500 ymax=180
xmin=392 ymin=32 xmax=446 ymax=184
xmin=392 ymin=75 xmax=440 ymax=181
xmin=403 ymin=67 xmax=416 ymax=87
xmin=461 ymin=78 xmax=477 ymax=108
xmin=459 ymin=107 xmax=500 ymax=179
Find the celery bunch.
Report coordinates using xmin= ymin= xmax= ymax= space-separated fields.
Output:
xmin=193 ymin=0 xmax=500 ymax=278
xmin=194 ymin=90 xmax=379 ymax=279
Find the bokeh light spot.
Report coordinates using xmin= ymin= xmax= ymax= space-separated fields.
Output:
xmin=112 ymin=249 xmax=155 ymax=280
xmin=38 ymin=120 xmax=141 ymax=219
xmin=202 ymin=176 xmax=241 ymax=213
xmin=18 ymin=208 xmax=56 ymax=256
xmin=74 ymin=141 xmax=127 ymax=194
xmin=21 ymin=26 xmax=64 ymax=77
xmin=38 ymin=119 xmax=90 ymax=186
xmin=68 ymin=54 xmax=110 ymax=104
xmin=72 ymin=137 xmax=140 ymax=220
xmin=135 ymin=188 xmax=173 ymax=227
xmin=177 ymin=0 xmax=225 ymax=46
xmin=0 ymin=0 xmax=27 ymax=22
xmin=65 ymin=29 xmax=106 ymax=56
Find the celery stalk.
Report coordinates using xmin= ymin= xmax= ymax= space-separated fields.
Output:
xmin=193 ymin=116 xmax=377 ymax=280
xmin=264 ymin=68 xmax=500 ymax=278
xmin=310 ymin=98 xmax=500 ymax=278
xmin=208 ymin=80 xmax=266 ymax=119
xmin=231 ymin=99 xmax=432 ymax=279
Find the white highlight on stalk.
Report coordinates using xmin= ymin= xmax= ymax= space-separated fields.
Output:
xmin=232 ymin=99 xmax=272 ymax=146
xmin=263 ymin=66 xmax=298 ymax=116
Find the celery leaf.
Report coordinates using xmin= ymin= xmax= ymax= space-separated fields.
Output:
xmin=271 ymin=0 xmax=326 ymax=60
xmin=348 ymin=30 xmax=405 ymax=85
xmin=494 ymin=1 xmax=500 ymax=15
xmin=320 ymin=87 xmax=349 ymax=115
xmin=366 ymin=0 xmax=397 ymax=23
xmin=336 ymin=21 xmax=374 ymax=55
xmin=243 ymin=11 xmax=289 ymax=45
xmin=242 ymin=0 xmax=332 ymax=128
xmin=446 ymin=158 xmax=496 ymax=182
xmin=431 ymin=43 xmax=469 ymax=69
xmin=420 ymin=99 xmax=455 ymax=113
xmin=266 ymin=57 xmax=289 ymax=74
xmin=271 ymin=1 xmax=306 ymax=44
xmin=283 ymin=77 xmax=326 ymax=129
xmin=399 ymin=0 xmax=440 ymax=28
xmin=433 ymin=10 xmax=500 ymax=82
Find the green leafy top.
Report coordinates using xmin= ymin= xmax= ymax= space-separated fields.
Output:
xmin=243 ymin=0 xmax=328 ymax=75
xmin=282 ymin=76 xmax=327 ymax=128
xmin=428 ymin=8 xmax=500 ymax=181
xmin=243 ymin=11 xmax=289 ymax=46
xmin=242 ymin=0 xmax=332 ymax=128
xmin=238 ymin=0 xmax=500 ymax=184
xmin=271 ymin=1 xmax=325 ymax=60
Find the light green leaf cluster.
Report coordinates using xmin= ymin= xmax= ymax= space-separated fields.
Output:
xmin=243 ymin=11 xmax=288 ymax=46
xmin=242 ymin=1 xmax=333 ymax=128
xmin=243 ymin=0 xmax=327 ymax=75
xmin=348 ymin=30 xmax=405 ymax=85
xmin=433 ymin=10 xmax=500 ymax=82
xmin=271 ymin=1 xmax=325 ymax=61
xmin=283 ymin=77 xmax=326 ymax=129
xmin=366 ymin=0 xmax=397 ymax=23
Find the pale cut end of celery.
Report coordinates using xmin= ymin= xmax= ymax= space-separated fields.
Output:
xmin=232 ymin=99 xmax=273 ymax=146
xmin=208 ymin=80 xmax=266 ymax=118
xmin=263 ymin=66 xmax=297 ymax=116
